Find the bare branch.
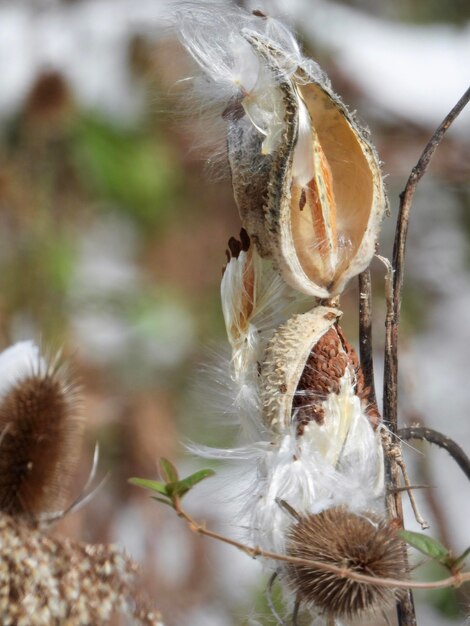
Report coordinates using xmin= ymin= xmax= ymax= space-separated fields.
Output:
xmin=172 ymin=497 xmax=470 ymax=592
xmin=398 ymin=427 xmax=470 ymax=481
xmin=382 ymin=86 xmax=470 ymax=626
xmin=384 ymin=84 xmax=470 ymax=431
xmin=358 ymin=269 xmax=377 ymax=409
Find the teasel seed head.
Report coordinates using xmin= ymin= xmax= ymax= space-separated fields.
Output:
xmin=0 ymin=342 xmax=83 ymax=518
xmin=284 ymin=506 xmax=406 ymax=619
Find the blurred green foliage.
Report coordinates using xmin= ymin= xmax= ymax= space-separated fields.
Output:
xmin=74 ymin=114 xmax=183 ymax=232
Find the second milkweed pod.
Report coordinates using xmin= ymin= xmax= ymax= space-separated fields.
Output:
xmin=260 ymin=306 xmax=340 ymax=432
xmin=229 ymin=30 xmax=387 ymax=298
xmin=260 ymin=307 xmax=381 ymax=446
xmin=250 ymin=308 xmax=385 ymax=557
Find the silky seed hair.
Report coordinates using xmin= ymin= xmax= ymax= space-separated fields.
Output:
xmin=0 ymin=353 xmax=83 ymax=518
xmin=284 ymin=506 xmax=406 ymax=619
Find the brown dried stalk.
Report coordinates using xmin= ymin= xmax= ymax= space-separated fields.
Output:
xmin=381 ymin=86 xmax=470 ymax=626
xmin=358 ymin=268 xmax=377 ymax=409
xmin=398 ymin=427 xmax=470 ymax=481
xmin=172 ymin=496 xmax=469 ymax=591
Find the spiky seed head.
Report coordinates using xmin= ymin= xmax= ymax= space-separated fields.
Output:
xmin=0 ymin=347 xmax=83 ymax=518
xmin=284 ymin=506 xmax=406 ymax=619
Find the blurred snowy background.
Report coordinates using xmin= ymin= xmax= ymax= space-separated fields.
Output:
xmin=0 ymin=0 xmax=469 ymax=624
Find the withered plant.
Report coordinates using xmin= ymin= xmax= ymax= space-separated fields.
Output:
xmin=0 ymin=341 xmax=161 ymax=625
xmin=132 ymin=5 xmax=470 ymax=626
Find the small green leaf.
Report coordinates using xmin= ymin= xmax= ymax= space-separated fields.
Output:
xmin=163 ymin=482 xmax=179 ymax=498
xmin=177 ymin=469 xmax=215 ymax=491
xmin=151 ymin=496 xmax=174 ymax=508
xmin=168 ymin=483 xmax=191 ymax=498
xmin=128 ymin=477 xmax=168 ymax=496
xmin=451 ymin=546 xmax=470 ymax=571
xmin=399 ymin=530 xmax=451 ymax=564
xmin=159 ymin=458 xmax=179 ymax=483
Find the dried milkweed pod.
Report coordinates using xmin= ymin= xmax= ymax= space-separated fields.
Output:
xmin=248 ymin=307 xmax=385 ymax=556
xmin=177 ymin=7 xmax=386 ymax=296
xmin=228 ymin=31 xmax=387 ymax=298
xmin=260 ymin=306 xmax=380 ymax=438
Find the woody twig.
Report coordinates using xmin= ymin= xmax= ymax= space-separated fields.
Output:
xmin=383 ymin=85 xmax=470 ymax=626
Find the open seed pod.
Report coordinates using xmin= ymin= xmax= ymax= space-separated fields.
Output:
xmin=228 ymin=32 xmax=387 ymax=298
xmin=260 ymin=307 xmax=380 ymax=449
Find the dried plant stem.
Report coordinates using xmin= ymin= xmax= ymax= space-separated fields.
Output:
xmin=382 ymin=86 xmax=470 ymax=626
xmin=384 ymin=84 xmax=470 ymax=430
xmin=391 ymin=85 xmax=470 ymax=335
xmin=398 ymin=427 xmax=470 ymax=481
xmin=394 ymin=453 xmax=429 ymax=529
xmin=358 ymin=269 xmax=377 ymax=408
xmin=172 ymin=498 xmax=470 ymax=591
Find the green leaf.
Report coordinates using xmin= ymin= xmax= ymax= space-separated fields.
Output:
xmin=128 ymin=477 xmax=168 ymax=496
xmin=159 ymin=469 xmax=216 ymax=500
xmin=168 ymin=483 xmax=191 ymax=498
xmin=177 ymin=469 xmax=216 ymax=492
xmin=151 ymin=496 xmax=174 ymax=508
xmin=129 ymin=468 xmax=215 ymax=502
xmin=399 ymin=530 xmax=451 ymax=564
xmin=159 ymin=458 xmax=179 ymax=483
xmin=451 ymin=546 xmax=470 ymax=571
xmin=74 ymin=113 xmax=182 ymax=230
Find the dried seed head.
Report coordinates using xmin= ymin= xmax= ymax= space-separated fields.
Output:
xmin=284 ymin=506 xmax=406 ymax=619
xmin=0 ymin=512 xmax=161 ymax=625
xmin=229 ymin=32 xmax=387 ymax=298
xmin=0 ymin=342 xmax=83 ymax=518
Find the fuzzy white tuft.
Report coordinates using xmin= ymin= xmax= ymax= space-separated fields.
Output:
xmin=174 ymin=2 xmax=322 ymax=164
xmin=249 ymin=399 xmax=384 ymax=553
xmin=291 ymin=94 xmax=316 ymax=187
xmin=0 ymin=341 xmax=46 ymax=401
xmin=220 ymin=245 xmax=300 ymax=442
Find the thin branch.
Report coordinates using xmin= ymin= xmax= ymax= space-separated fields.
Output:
xmin=172 ymin=497 xmax=470 ymax=592
xmin=384 ymin=84 xmax=470 ymax=431
xmin=358 ymin=269 xmax=377 ymax=409
xmin=392 ymin=86 xmax=470 ymax=329
xmin=398 ymin=427 xmax=470 ymax=481
xmin=266 ymin=572 xmax=289 ymax=626
xmin=382 ymin=87 xmax=470 ymax=626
